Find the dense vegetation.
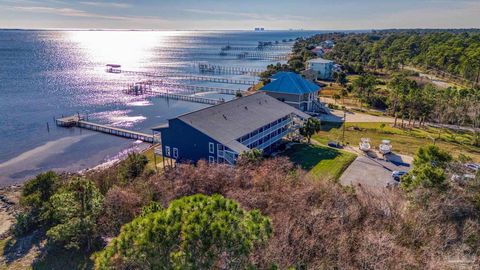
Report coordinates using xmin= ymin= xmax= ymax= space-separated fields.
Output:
xmin=293 ymin=31 xmax=480 ymax=135
xmin=350 ymin=73 xmax=480 ymax=138
xmin=4 ymin=147 xmax=479 ymax=269
xmin=327 ymin=31 xmax=480 ymax=86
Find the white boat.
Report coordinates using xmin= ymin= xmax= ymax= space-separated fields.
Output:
xmin=359 ymin=138 xmax=371 ymax=152
xmin=379 ymin=140 xmax=392 ymax=155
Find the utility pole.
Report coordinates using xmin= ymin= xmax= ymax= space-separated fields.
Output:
xmin=342 ymin=107 xmax=346 ymax=143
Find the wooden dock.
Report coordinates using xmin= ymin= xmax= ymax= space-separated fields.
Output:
xmin=154 ymin=82 xmax=244 ymax=95
xmin=151 ymin=92 xmax=224 ymax=105
xmin=219 ymin=51 xmax=289 ymax=61
xmin=197 ymin=63 xmax=263 ymax=76
xmin=106 ymin=69 xmax=256 ymax=85
xmin=221 ymin=45 xmax=291 ymax=51
xmin=123 ymin=81 xmax=244 ymax=96
xmin=55 ymin=115 xmax=158 ymax=143
xmin=175 ymin=75 xmax=256 ymax=85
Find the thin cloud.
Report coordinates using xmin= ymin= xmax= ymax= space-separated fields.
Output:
xmin=4 ymin=5 xmax=169 ymax=24
xmin=79 ymin=1 xmax=131 ymax=8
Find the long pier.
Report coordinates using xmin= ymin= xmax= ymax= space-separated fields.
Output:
xmin=151 ymin=92 xmax=224 ymax=105
xmin=106 ymin=69 xmax=256 ymax=85
xmin=174 ymin=75 xmax=256 ymax=85
xmin=221 ymin=45 xmax=291 ymax=51
xmin=55 ymin=115 xmax=158 ymax=143
xmin=152 ymin=81 xmax=244 ymax=95
xmin=120 ymin=83 xmax=227 ymax=104
xmin=197 ymin=63 xmax=263 ymax=76
xmin=219 ymin=51 xmax=289 ymax=61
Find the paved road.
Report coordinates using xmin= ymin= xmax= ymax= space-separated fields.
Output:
xmin=339 ymin=153 xmax=411 ymax=188
xmin=322 ymin=109 xmax=396 ymax=123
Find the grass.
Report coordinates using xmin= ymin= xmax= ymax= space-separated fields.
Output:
xmin=314 ymin=122 xmax=480 ymax=162
xmin=143 ymin=146 xmax=175 ymax=172
xmin=282 ymin=143 xmax=357 ymax=181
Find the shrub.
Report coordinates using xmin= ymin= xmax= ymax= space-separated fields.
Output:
xmin=16 ymin=171 xmax=60 ymax=235
xmin=13 ymin=212 xmax=36 ymax=237
xmin=413 ymin=145 xmax=452 ymax=168
xmin=94 ymin=194 xmax=272 ymax=269
xmin=401 ymin=164 xmax=446 ymax=190
xmin=118 ymin=153 xmax=148 ymax=183
xmin=98 ymin=186 xmax=144 ymax=236
xmin=20 ymin=171 xmax=59 ymax=210
xmin=47 ymin=178 xmax=104 ymax=251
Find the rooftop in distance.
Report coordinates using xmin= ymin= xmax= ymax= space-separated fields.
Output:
xmin=260 ymin=72 xmax=320 ymax=95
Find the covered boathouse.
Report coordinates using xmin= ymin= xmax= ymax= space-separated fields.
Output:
xmin=152 ymin=92 xmax=309 ymax=165
xmin=260 ymin=72 xmax=325 ymax=113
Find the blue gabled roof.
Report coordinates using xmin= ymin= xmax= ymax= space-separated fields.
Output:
xmin=260 ymin=72 xmax=320 ymax=95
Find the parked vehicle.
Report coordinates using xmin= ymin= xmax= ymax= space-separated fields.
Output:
xmin=465 ymin=163 xmax=480 ymax=172
xmin=391 ymin=170 xmax=407 ymax=181
xmin=451 ymin=173 xmax=476 ymax=183
xmin=328 ymin=141 xmax=343 ymax=149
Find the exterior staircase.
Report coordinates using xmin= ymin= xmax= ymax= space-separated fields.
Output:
xmin=312 ymin=100 xmax=331 ymax=114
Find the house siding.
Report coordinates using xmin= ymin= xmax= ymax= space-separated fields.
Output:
xmin=306 ymin=61 xmax=334 ymax=80
xmin=160 ymin=119 xmax=221 ymax=163
xmin=263 ymin=92 xmax=301 ymax=109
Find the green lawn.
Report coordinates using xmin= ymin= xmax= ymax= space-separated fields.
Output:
xmin=314 ymin=122 xmax=480 ymax=162
xmin=282 ymin=143 xmax=357 ymax=181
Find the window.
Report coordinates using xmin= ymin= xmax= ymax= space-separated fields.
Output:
xmin=217 ymin=144 xmax=224 ymax=157
xmin=173 ymin=148 xmax=178 ymax=158
xmin=209 ymin=156 xmax=215 ymax=163
xmin=165 ymin=146 xmax=171 ymax=157
xmin=209 ymin=142 xmax=214 ymax=154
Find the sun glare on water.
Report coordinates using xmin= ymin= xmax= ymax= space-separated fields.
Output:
xmin=66 ymin=30 xmax=184 ymax=70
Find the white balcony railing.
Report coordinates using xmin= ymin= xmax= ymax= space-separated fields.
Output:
xmin=240 ymin=118 xmax=291 ymax=147
xmin=257 ymin=129 xmax=290 ymax=150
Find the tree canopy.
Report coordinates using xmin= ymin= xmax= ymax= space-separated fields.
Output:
xmin=94 ymin=194 xmax=272 ymax=270
xmin=300 ymin=118 xmax=322 ymax=144
xmin=47 ymin=178 xmax=104 ymax=251
xmin=118 ymin=152 xmax=148 ymax=183
xmin=402 ymin=145 xmax=452 ymax=190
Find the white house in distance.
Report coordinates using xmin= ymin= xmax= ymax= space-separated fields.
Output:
xmin=306 ymin=58 xmax=335 ymax=80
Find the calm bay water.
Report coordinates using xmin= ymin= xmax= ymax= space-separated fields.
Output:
xmin=0 ymin=30 xmax=319 ymax=185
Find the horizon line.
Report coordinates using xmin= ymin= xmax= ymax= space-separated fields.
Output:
xmin=1 ymin=27 xmax=479 ymax=32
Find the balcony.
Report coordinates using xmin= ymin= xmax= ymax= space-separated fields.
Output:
xmin=239 ymin=118 xmax=292 ymax=147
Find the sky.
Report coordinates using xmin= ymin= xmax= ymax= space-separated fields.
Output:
xmin=0 ymin=0 xmax=479 ymax=30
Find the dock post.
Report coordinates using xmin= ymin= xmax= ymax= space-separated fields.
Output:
xmin=46 ymin=122 xmax=50 ymax=132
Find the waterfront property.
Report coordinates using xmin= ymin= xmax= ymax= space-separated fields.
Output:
xmin=306 ymin=58 xmax=335 ymax=80
xmin=260 ymin=72 xmax=325 ymax=112
xmin=152 ymin=92 xmax=309 ymax=165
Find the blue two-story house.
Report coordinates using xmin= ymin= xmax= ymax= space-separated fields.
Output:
xmin=152 ymin=92 xmax=309 ymax=165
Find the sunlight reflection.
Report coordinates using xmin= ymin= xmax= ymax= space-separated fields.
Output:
xmin=66 ymin=31 xmax=183 ymax=69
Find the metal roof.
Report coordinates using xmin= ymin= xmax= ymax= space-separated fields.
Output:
xmin=260 ymin=72 xmax=320 ymax=95
xmin=168 ymin=92 xmax=309 ymax=153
